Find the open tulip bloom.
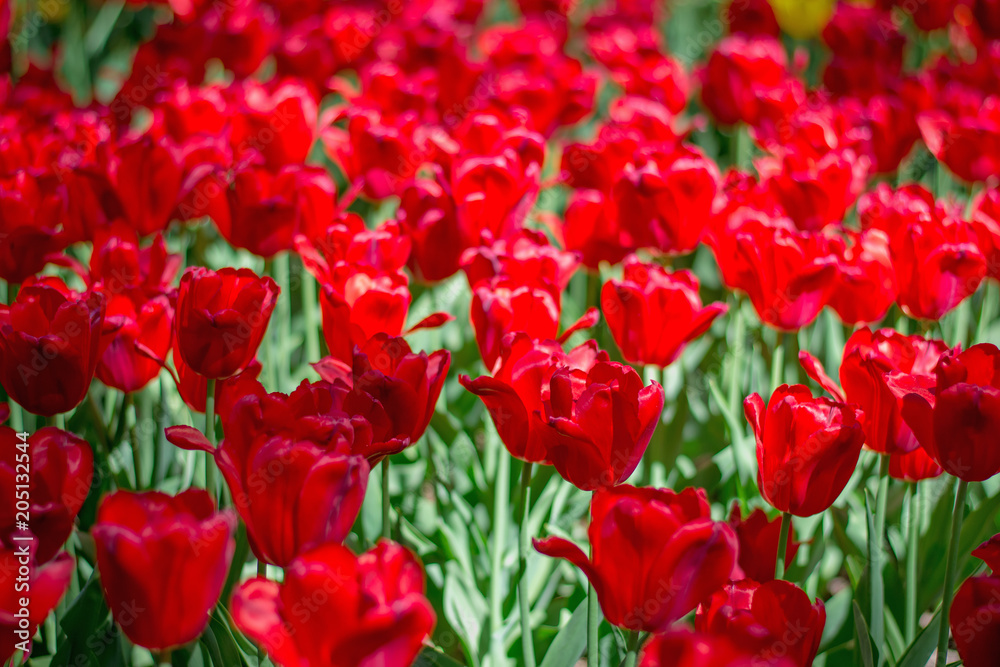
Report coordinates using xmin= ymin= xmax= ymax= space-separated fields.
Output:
xmin=6 ymin=2 xmax=1000 ymax=667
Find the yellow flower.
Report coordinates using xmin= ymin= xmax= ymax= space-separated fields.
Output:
xmin=768 ymin=0 xmax=836 ymax=39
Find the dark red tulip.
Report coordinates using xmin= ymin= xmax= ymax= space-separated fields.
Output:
xmin=312 ymin=333 xmax=450 ymax=456
xmin=896 ymin=343 xmax=1000 ymax=482
xmin=172 ymin=350 xmax=264 ymax=416
xmin=745 ymin=385 xmax=865 ymax=517
xmin=696 ymin=579 xmax=826 ymax=667
xmin=542 ymin=361 xmax=663 ymax=490
xmin=950 ymin=574 xmax=1000 ymax=667
xmin=563 ymin=189 xmax=631 ymax=270
xmin=535 ymin=486 xmax=738 ymax=632
xmin=231 ymin=541 xmax=436 ymax=667
xmin=0 ymin=549 xmax=73 ymax=663
xmin=973 ymin=534 xmax=1000 ymax=573
xmin=96 ymin=292 xmax=172 ymax=394
xmin=712 ymin=218 xmax=837 ymax=331
xmin=727 ymin=503 xmax=800 ymax=584
xmin=204 ymin=0 xmax=277 ymax=79
xmin=821 ymin=4 xmax=905 ymax=100
xmin=0 ymin=170 xmax=67 ymax=284
xmin=602 ymin=257 xmax=727 ymax=367
xmin=0 ymin=280 xmax=106 ymax=417
xmin=300 ymin=214 xmax=410 ymax=275
xmin=168 ymin=404 xmax=371 ymax=567
xmin=174 ymin=267 xmax=278 ymax=379
xmin=460 ymin=334 xmax=608 ymax=463
xmin=92 ymin=490 xmax=235 ymax=651
xmin=827 ymin=229 xmax=897 ymax=325
xmin=0 ymin=427 xmax=93 ymax=564
xmin=88 ymin=225 xmax=181 ymax=300
xmin=640 ymin=628 xmax=793 ymax=667
xmin=725 ymin=0 xmax=781 ymax=37
xmin=398 ymin=176 xmax=463 ymax=283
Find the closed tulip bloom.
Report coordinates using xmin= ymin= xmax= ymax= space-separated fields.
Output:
xmin=535 ymin=485 xmax=738 ymax=632
xmin=602 ymin=258 xmax=727 ymax=367
xmin=949 ymin=535 xmax=1000 ymax=667
xmin=971 ymin=187 xmax=1000 ymax=280
xmin=699 ymin=35 xmax=791 ymax=127
xmin=542 ymin=362 xmax=663 ymax=490
xmin=0 ymin=280 xmax=106 ymax=416
xmin=640 ymin=628 xmax=794 ymax=667
xmin=896 ymin=343 xmax=1000 ymax=482
xmin=92 ymin=490 xmax=235 ymax=651
xmin=96 ymin=292 xmax=172 ymax=394
xmin=727 ymin=504 xmax=799 ymax=584
xmin=104 ymin=133 xmax=185 ymax=237
xmin=174 ymin=267 xmax=278 ymax=379
xmin=745 ymin=385 xmax=865 ymax=517
xmin=0 ymin=549 xmax=73 ymax=663
xmin=696 ymin=579 xmax=826 ymax=667
xmin=231 ymin=541 xmax=436 ymax=667
xmin=471 ymin=276 xmax=560 ymax=372
xmin=460 ymin=334 xmax=608 ymax=463
xmin=0 ymin=427 xmax=93 ymax=564
xmin=827 ymin=229 xmax=898 ymax=325
xmin=888 ymin=446 xmax=943 ymax=482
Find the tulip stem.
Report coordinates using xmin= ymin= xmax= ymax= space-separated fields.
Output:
xmin=301 ymin=264 xmax=321 ymax=363
xmin=588 ymin=581 xmax=600 ymax=665
xmin=621 ymin=630 xmax=640 ymax=667
xmin=727 ymin=298 xmax=748 ymax=512
xmin=770 ymin=332 xmax=785 ymax=394
xmin=205 ymin=379 xmax=216 ymax=502
xmin=489 ymin=448 xmax=511 ymax=667
xmin=905 ymin=482 xmax=920 ymax=644
xmin=871 ymin=454 xmax=890 ymax=666
xmin=516 ymin=461 xmax=536 ymax=667
xmin=382 ymin=458 xmax=391 ymax=540
xmin=127 ymin=394 xmax=141 ymax=489
xmin=936 ymin=479 xmax=968 ymax=667
xmin=775 ymin=511 xmax=792 ymax=580
xmin=975 ymin=280 xmax=996 ymax=344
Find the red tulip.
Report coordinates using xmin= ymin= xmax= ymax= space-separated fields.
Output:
xmin=918 ymin=97 xmax=1000 ymax=184
xmin=204 ymin=0 xmax=277 ymax=79
xmin=96 ymin=292 xmax=172 ymax=394
xmin=0 ymin=170 xmax=67 ymax=284
xmin=0 ymin=427 xmax=92 ymax=564
xmin=563 ymin=189 xmax=631 ymax=270
xmin=312 ymin=333 xmax=450 ymax=456
xmin=470 ymin=276 xmax=559 ymax=372
xmin=174 ymin=267 xmax=278 ymax=379
xmin=888 ymin=446 xmax=943 ymax=482
xmin=745 ymin=385 xmax=865 ymax=516
xmin=168 ymin=395 xmax=371 ymax=567
xmin=0 ymin=280 xmax=106 ymax=417
xmin=827 ymin=229 xmax=897 ymax=325
xmin=542 ymin=361 xmax=663 ymax=490
xmin=0 ymin=549 xmax=73 ymax=663
xmin=973 ymin=534 xmax=1000 ymax=574
xmin=92 ymin=490 xmax=235 ymax=650
xmin=535 ymin=485 xmax=738 ymax=632
xmin=103 ymin=133 xmax=185 ymax=236
xmin=696 ymin=579 xmax=826 ymax=667
xmin=301 ymin=214 xmax=410 ymax=275
xmin=640 ymin=628 xmax=793 ymax=667
xmin=725 ymin=0 xmax=780 ymax=37
xmin=230 ymin=80 xmax=317 ymax=169
xmin=820 ymin=4 xmax=904 ymax=100
xmin=231 ymin=541 xmax=436 ymax=667
xmin=398 ymin=176 xmax=463 ymax=283
xmin=460 ymin=333 xmax=608 ymax=463
xmin=461 ymin=229 xmax=581 ymax=293
xmin=712 ymin=218 xmax=837 ymax=331
xmin=699 ymin=35 xmax=791 ymax=127
xmin=602 ymin=257 xmax=727 ymax=367
xmin=727 ymin=503 xmax=800 ymax=584
xmin=172 ymin=350 xmax=264 ymax=416
xmin=896 ymin=343 xmax=1000 ymax=482
xmin=971 ymin=187 xmax=1000 ymax=280
xmin=88 ymin=225 xmax=181 ymax=300
xmin=950 ymin=574 xmax=1000 ymax=667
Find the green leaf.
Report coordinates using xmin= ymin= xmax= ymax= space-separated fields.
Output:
xmin=538 ymin=599 xmax=588 ymax=667
xmin=60 ymin=572 xmax=109 ymax=639
xmin=220 ymin=521 xmax=250 ymax=606
xmin=853 ymin=600 xmax=875 ymax=667
xmin=206 ymin=609 xmax=247 ymax=667
xmin=896 ymin=608 xmax=941 ymax=667
xmin=865 ymin=489 xmax=885 ymax=665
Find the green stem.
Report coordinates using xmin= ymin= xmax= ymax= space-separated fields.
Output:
xmin=274 ymin=253 xmax=291 ymax=389
xmin=735 ymin=123 xmax=752 ymax=171
xmin=935 ymin=479 xmax=969 ymax=667
xmin=205 ymin=379 xmax=216 ymax=502
xmin=622 ymin=630 xmax=641 ymax=667
xmin=489 ymin=448 xmax=512 ymax=667
xmin=262 ymin=259 xmax=278 ymax=391
xmin=257 ymin=558 xmax=267 ymax=665
xmin=516 ymin=462 xmax=536 ymax=667
xmin=872 ymin=455 xmax=890 ymax=665
xmin=775 ymin=511 xmax=792 ymax=580
xmin=302 ymin=263 xmax=321 ymax=362
xmin=588 ymin=581 xmax=600 ymax=666
xmin=770 ymin=331 xmax=785 ymax=394
xmin=382 ymin=457 xmax=391 ymax=541
xmin=905 ymin=482 xmax=920 ymax=644
xmin=727 ymin=299 xmax=747 ymax=511
xmin=975 ymin=281 xmax=997 ymax=344
xmin=127 ymin=394 xmax=141 ymax=489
